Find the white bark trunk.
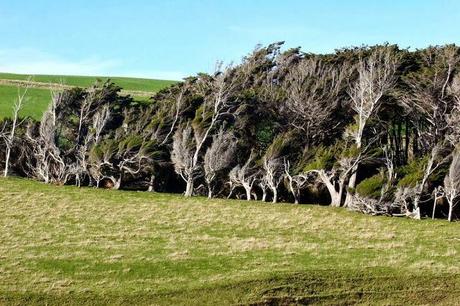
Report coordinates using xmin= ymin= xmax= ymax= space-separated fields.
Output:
xmin=185 ymin=178 xmax=194 ymax=197
xmin=3 ymin=148 xmax=11 ymax=177
xmin=272 ymin=188 xmax=278 ymax=203
xmin=207 ymin=185 xmax=213 ymax=199
xmin=244 ymin=186 xmax=251 ymax=201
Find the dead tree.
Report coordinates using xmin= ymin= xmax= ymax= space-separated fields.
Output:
xmin=92 ymin=105 xmax=111 ymax=144
xmin=446 ymin=73 xmax=460 ymax=146
xmin=2 ymin=79 xmax=31 ymax=177
xmin=204 ymin=128 xmax=236 ymax=198
xmin=413 ymin=145 xmax=445 ymax=218
xmin=161 ymin=85 xmax=186 ymax=145
xmin=171 ymin=123 xmax=195 ymax=196
xmin=172 ymin=66 xmax=238 ymax=196
xmin=402 ymin=46 xmax=460 ymax=154
xmin=345 ymin=47 xmax=400 ymax=206
xmin=228 ymin=152 xmax=258 ymax=201
xmin=283 ymin=159 xmax=308 ymax=204
xmin=305 ymin=147 xmax=369 ymax=207
xmin=26 ymin=90 xmax=66 ymax=184
xmin=261 ymin=155 xmax=283 ymax=203
xmin=282 ymin=57 xmax=348 ymax=148
xmin=432 ymin=186 xmax=445 ymax=220
xmin=444 ymin=151 xmax=460 ymax=221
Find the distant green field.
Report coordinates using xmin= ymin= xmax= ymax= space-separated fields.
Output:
xmin=0 ymin=85 xmax=51 ymax=120
xmin=0 ymin=177 xmax=459 ymax=305
xmin=0 ymin=72 xmax=177 ymax=92
xmin=0 ymin=72 xmax=177 ymax=120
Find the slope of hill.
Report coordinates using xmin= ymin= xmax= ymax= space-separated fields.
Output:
xmin=0 ymin=72 xmax=177 ymax=120
xmin=0 ymin=177 xmax=459 ymax=305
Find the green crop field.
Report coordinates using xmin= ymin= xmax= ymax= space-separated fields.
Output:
xmin=0 ymin=72 xmax=177 ymax=120
xmin=0 ymin=177 xmax=459 ymax=305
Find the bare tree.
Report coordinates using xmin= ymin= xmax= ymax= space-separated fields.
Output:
xmin=283 ymin=159 xmax=308 ymax=204
xmin=171 ymin=123 xmax=195 ymax=196
xmin=305 ymin=147 xmax=369 ymax=207
xmin=413 ymin=145 xmax=446 ymax=218
xmin=446 ymin=73 xmax=460 ymax=146
xmin=92 ymin=104 xmax=111 ymax=144
xmin=261 ymin=155 xmax=283 ymax=203
xmin=402 ymin=46 xmax=460 ymax=154
xmin=257 ymin=178 xmax=269 ymax=202
xmin=282 ymin=57 xmax=348 ymax=147
xmin=161 ymin=85 xmax=186 ymax=145
xmin=345 ymin=47 xmax=400 ymax=205
xmin=204 ymin=128 xmax=236 ymax=198
xmin=171 ymin=66 xmax=238 ymax=196
xmin=2 ymin=79 xmax=31 ymax=177
xmin=432 ymin=186 xmax=445 ymax=220
xmin=228 ymin=152 xmax=258 ymax=201
xmin=444 ymin=151 xmax=460 ymax=221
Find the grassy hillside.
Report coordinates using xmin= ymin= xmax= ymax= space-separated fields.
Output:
xmin=0 ymin=72 xmax=177 ymax=92
xmin=0 ymin=177 xmax=459 ymax=305
xmin=0 ymin=72 xmax=177 ymax=120
xmin=0 ymin=85 xmax=51 ymax=120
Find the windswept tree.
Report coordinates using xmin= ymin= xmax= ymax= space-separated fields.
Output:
xmin=25 ymin=91 xmax=66 ymax=184
xmin=398 ymin=46 xmax=460 ymax=217
xmin=171 ymin=122 xmax=195 ymax=196
xmin=228 ymin=151 xmax=258 ymax=200
xmin=283 ymin=158 xmax=308 ymax=204
xmin=171 ymin=65 xmax=239 ymax=196
xmin=2 ymin=79 xmax=31 ymax=177
xmin=204 ymin=128 xmax=237 ymax=198
xmin=282 ymin=56 xmax=348 ymax=148
xmin=261 ymin=134 xmax=290 ymax=203
xmin=402 ymin=45 xmax=460 ymax=153
xmin=345 ymin=46 xmax=401 ymax=205
xmin=444 ymin=150 xmax=460 ymax=221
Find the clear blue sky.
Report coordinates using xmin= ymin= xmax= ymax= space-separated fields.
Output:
xmin=1 ymin=0 xmax=459 ymax=80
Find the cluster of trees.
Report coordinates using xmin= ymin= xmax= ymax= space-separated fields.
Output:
xmin=1 ymin=42 xmax=460 ymax=221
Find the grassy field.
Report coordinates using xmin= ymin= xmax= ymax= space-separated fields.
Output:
xmin=0 ymin=72 xmax=177 ymax=120
xmin=0 ymin=177 xmax=459 ymax=305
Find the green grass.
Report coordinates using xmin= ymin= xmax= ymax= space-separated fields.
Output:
xmin=0 ymin=85 xmax=52 ymax=120
xmin=0 ymin=177 xmax=459 ymax=305
xmin=0 ymin=72 xmax=177 ymax=92
xmin=0 ymin=72 xmax=177 ymax=120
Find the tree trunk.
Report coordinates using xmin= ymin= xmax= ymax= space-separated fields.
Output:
xmin=344 ymin=169 xmax=358 ymax=207
xmin=330 ymin=192 xmax=341 ymax=207
xmin=293 ymin=194 xmax=299 ymax=204
xmin=3 ymin=147 xmax=11 ymax=177
xmin=318 ymin=171 xmax=341 ymax=207
xmin=261 ymin=189 xmax=267 ymax=202
xmin=207 ymin=186 xmax=213 ymax=199
xmin=113 ymin=177 xmax=121 ymax=190
xmin=244 ymin=186 xmax=251 ymax=201
xmin=148 ymin=175 xmax=155 ymax=192
xmin=272 ymin=188 xmax=278 ymax=203
xmin=185 ymin=178 xmax=194 ymax=197
xmin=227 ymin=186 xmax=234 ymax=199
xmin=448 ymin=205 xmax=453 ymax=222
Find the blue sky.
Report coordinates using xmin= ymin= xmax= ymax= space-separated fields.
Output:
xmin=0 ymin=0 xmax=459 ymax=80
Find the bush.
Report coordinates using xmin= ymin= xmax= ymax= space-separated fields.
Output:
xmin=356 ymin=174 xmax=386 ymax=199
xmin=303 ymin=146 xmax=336 ymax=171
xmin=397 ymin=157 xmax=426 ymax=188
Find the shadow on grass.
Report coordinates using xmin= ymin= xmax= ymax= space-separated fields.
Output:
xmin=2 ymin=269 xmax=459 ymax=305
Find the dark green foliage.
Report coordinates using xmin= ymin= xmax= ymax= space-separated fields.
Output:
xmin=356 ymin=174 xmax=386 ymax=199
xmin=397 ymin=158 xmax=427 ymax=188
